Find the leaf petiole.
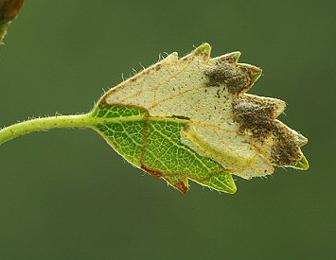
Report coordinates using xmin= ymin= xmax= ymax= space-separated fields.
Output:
xmin=0 ymin=114 xmax=91 ymax=145
xmin=0 ymin=111 xmax=194 ymax=146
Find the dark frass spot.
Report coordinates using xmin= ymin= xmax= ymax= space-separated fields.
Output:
xmin=130 ymin=77 xmax=138 ymax=83
xmin=205 ymin=62 xmax=251 ymax=94
xmin=170 ymin=115 xmax=191 ymax=120
xmin=155 ymin=64 xmax=162 ymax=71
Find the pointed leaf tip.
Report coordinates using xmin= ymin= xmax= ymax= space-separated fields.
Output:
xmin=192 ymin=43 xmax=211 ymax=57
xmin=252 ymin=68 xmax=262 ymax=82
xmin=175 ymin=179 xmax=189 ymax=193
xmin=167 ymin=177 xmax=189 ymax=193
xmin=181 ymin=43 xmax=211 ymax=61
xmin=238 ymin=63 xmax=262 ymax=86
xmin=227 ymin=176 xmax=237 ymax=194
xmin=163 ymin=52 xmax=178 ymax=62
xmin=270 ymin=98 xmax=287 ymax=118
xmin=211 ymin=51 xmax=242 ymax=65
xmin=298 ymin=133 xmax=308 ymax=147
xmin=201 ymin=173 xmax=237 ymax=194
xmin=238 ymin=63 xmax=262 ymax=77
xmin=293 ymin=154 xmax=309 ymax=170
xmin=195 ymin=42 xmax=211 ymax=51
xmin=225 ymin=51 xmax=242 ymax=63
xmin=227 ymin=51 xmax=241 ymax=63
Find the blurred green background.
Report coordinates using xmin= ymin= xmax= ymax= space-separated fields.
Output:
xmin=0 ymin=0 xmax=335 ymax=259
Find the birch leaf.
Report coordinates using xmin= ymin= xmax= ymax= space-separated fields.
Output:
xmin=90 ymin=43 xmax=308 ymax=193
xmin=0 ymin=43 xmax=309 ymax=194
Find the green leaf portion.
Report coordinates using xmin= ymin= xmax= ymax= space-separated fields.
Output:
xmin=95 ymin=120 xmax=145 ymax=166
xmin=144 ymin=120 xmax=236 ymax=193
xmin=92 ymin=104 xmax=147 ymax=119
xmin=92 ymin=105 xmax=147 ymax=166
xmin=91 ymin=104 xmax=237 ymax=194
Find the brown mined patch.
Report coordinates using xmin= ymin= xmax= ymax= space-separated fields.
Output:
xmin=215 ymin=55 xmax=238 ymax=65
xmin=270 ymin=126 xmax=302 ymax=166
xmin=141 ymin=164 xmax=163 ymax=178
xmin=233 ymin=97 xmax=281 ymax=140
xmin=232 ymin=97 xmax=301 ymax=166
xmin=224 ymin=56 xmax=238 ymax=64
xmin=205 ymin=62 xmax=251 ymax=94
xmin=176 ymin=181 xmax=189 ymax=193
xmin=0 ymin=0 xmax=24 ymax=22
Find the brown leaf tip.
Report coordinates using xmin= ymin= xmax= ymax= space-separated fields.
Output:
xmin=0 ymin=0 xmax=25 ymax=22
xmin=204 ymin=61 xmax=255 ymax=94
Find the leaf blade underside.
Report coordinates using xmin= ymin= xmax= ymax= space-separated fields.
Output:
xmin=90 ymin=43 xmax=308 ymax=194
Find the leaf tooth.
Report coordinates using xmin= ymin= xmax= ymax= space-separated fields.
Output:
xmin=266 ymin=97 xmax=287 ymax=118
xmin=297 ymin=133 xmax=308 ymax=147
xmin=240 ymin=94 xmax=287 ymax=118
xmin=172 ymin=178 xmax=189 ymax=193
xmin=237 ymin=63 xmax=262 ymax=92
xmin=292 ymin=154 xmax=309 ymax=170
xmin=211 ymin=51 xmax=241 ymax=64
xmin=267 ymin=98 xmax=287 ymax=118
xmin=181 ymin=43 xmax=211 ymax=61
xmin=237 ymin=63 xmax=263 ymax=80
xmin=193 ymin=42 xmax=211 ymax=56
xmin=162 ymin=52 xmax=179 ymax=63
xmin=220 ymin=174 xmax=237 ymax=194
xmin=162 ymin=175 xmax=190 ymax=193
xmin=192 ymin=172 xmax=237 ymax=194
xmin=163 ymin=178 xmax=189 ymax=193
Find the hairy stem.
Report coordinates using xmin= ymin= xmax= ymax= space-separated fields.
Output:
xmin=0 ymin=112 xmax=193 ymax=146
xmin=0 ymin=114 xmax=93 ymax=145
